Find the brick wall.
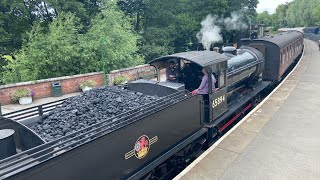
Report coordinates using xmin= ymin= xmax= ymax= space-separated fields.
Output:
xmin=0 ymin=65 xmax=156 ymax=105
xmin=107 ymin=64 xmax=156 ymax=84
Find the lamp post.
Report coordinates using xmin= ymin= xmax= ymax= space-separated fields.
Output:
xmin=249 ymin=16 xmax=252 ymax=34
xmin=100 ymin=37 xmax=107 ymax=88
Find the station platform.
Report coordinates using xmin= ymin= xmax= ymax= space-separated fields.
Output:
xmin=174 ymin=39 xmax=320 ymax=180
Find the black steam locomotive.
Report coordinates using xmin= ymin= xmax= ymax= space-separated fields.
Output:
xmin=0 ymin=31 xmax=303 ymax=180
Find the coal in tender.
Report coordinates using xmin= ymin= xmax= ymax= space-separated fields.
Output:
xmin=30 ymin=86 xmax=160 ymax=142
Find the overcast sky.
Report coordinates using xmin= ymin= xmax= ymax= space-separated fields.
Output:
xmin=257 ymin=0 xmax=294 ymax=14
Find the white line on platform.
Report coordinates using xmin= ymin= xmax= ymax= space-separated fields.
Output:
xmin=173 ymin=45 xmax=306 ymax=180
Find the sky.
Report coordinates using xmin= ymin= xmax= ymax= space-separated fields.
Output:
xmin=257 ymin=0 xmax=294 ymax=14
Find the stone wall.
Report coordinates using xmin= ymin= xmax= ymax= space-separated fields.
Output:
xmin=0 ymin=64 xmax=156 ymax=105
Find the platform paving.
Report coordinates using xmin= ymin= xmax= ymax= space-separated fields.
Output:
xmin=175 ymin=39 xmax=320 ymax=180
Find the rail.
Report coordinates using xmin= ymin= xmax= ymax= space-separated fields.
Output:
xmin=2 ymin=98 xmax=67 ymax=121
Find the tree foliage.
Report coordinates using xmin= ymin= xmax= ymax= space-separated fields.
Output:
xmin=1 ymin=0 xmax=259 ymax=84
xmin=3 ymin=13 xmax=84 ymax=83
xmin=257 ymin=0 xmax=320 ymax=30
xmin=286 ymin=0 xmax=319 ymax=27
xmin=128 ymin=0 xmax=257 ymax=61
xmin=82 ymin=1 xmax=143 ymax=73
xmin=2 ymin=2 xmax=142 ymax=84
xmin=256 ymin=11 xmax=273 ymax=26
xmin=0 ymin=0 xmax=35 ymax=54
xmin=313 ymin=2 xmax=320 ymax=25
xmin=272 ymin=3 xmax=290 ymax=29
xmin=0 ymin=0 xmax=103 ymax=56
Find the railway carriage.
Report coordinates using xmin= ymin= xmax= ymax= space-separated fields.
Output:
xmin=240 ymin=31 xmax=304 ymax=82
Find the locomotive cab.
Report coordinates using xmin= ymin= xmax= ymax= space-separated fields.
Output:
xmin=148 ymin=51 xmax=229 ymax=123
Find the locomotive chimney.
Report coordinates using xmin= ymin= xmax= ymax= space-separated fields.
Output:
xmin=212 ymin=47 xmax=219 ymax=53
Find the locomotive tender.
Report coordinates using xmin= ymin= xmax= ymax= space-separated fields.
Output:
xmin=0 ymin=31 xmax=303 ymax=180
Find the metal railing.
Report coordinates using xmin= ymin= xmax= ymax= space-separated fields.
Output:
xmin=2 ymin=99 xmax=66 ymax=121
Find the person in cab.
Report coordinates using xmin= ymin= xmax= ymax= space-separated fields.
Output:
xmin=192 ymin=68 xmax=216 ymax=95
xmin=166 ymin=61 xmax=179 ymax=83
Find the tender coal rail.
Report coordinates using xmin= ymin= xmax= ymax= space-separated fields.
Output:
xmin=3 ymin=99 xmax=65 ymax=121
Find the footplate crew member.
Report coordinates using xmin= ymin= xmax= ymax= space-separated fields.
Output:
xmin=192 ymin=68 xmax=216 ymax=95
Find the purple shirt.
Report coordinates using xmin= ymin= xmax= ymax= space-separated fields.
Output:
xmin=197 ymin=74 xmax=216 ymax=94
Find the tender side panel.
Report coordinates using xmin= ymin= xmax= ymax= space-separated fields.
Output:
xmin=7 ymin=96 xmax=203 ymax=180
xmin=0 ymin=117 xmax=44 ymax=152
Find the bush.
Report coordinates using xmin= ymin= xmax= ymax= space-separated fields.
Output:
xmin=113 ymin=76 xmax=128 ymax=85
xmin=79 ymin=80 xmax=97 ymax=89
xmin=11 ymin=88 xmax=35 ymax=102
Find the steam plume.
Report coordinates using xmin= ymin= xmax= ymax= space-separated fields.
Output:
xmin=196 ymin=15 xmax=223 ymax=51
xmin=224 ymin=11 xmax=248 ymax=31
xmin=196 ymin=11 xmax=248 ymax=50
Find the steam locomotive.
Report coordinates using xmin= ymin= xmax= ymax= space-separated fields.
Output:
xmin=0 ymin=31 xmax=303 ymax=180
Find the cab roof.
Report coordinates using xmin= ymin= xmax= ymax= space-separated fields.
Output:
xmin=149 ymin=51 xmax=229 ymax=68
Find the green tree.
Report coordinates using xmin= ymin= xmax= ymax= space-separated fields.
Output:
xmin=0 ymin=0 xmax=35 ymax=54
xmin=118 ymin=0 xmax=146 ymax=32
xmin=82 ymin=1 xmax=143 ymax=73
xmin=286 ymin=0 xmax=318 ymax=27
xmin=3 ymin=2 xmax=142 ymax=84
xmin=256 ymin=11 xmax=273 ymax=26
xmin=272 ymin=3 xmax=290 ymax=29
xmin=0 ymin=0 xmax=103 ymax=56
xmin=3 ymin=13 xmax=84 ymax=83
xmin=312 ymin=0 xmax=320 ymax=25
xmin=138 ymin=0 xmax=237 ymax=61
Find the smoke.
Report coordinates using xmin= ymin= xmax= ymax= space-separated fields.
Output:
xmin=224 ymin=11 xmax=248 ymax=31
xmin=196 ymin=15 xmax=223 ymax=51
xmin=196 ymin=11 xmax=248 ymax=50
